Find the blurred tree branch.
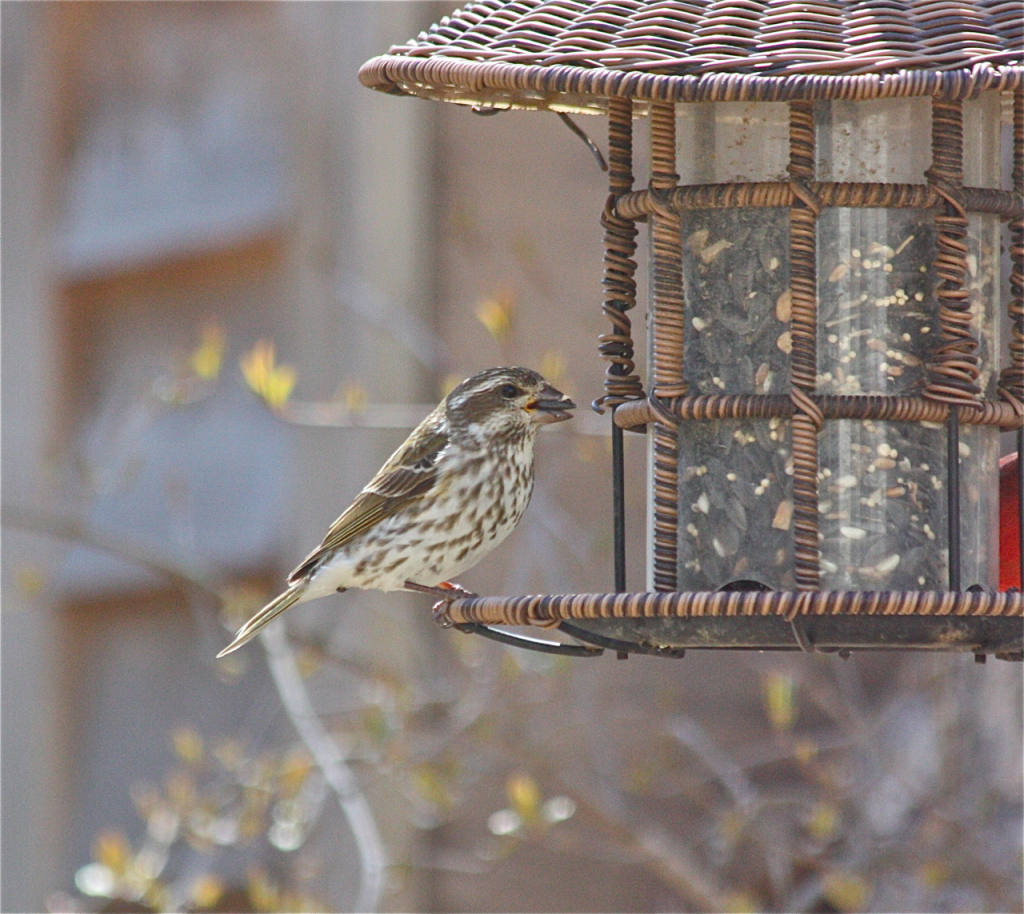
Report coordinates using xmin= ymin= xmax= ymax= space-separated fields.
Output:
xmin=2 ymin=503 xmax=386 ymax=912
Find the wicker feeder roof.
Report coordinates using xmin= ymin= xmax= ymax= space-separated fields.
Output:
xmin=359 ymin=0 xmax=1023 ymax=111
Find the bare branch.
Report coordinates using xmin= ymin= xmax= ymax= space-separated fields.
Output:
xmin=261 ymin=622 xmax=388 ymax=913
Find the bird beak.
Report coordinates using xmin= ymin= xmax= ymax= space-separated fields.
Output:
xmin=527 ymin=384 xmax=576 ymax=424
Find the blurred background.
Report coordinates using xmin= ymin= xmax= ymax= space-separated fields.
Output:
xmin=2 ymin=3 xmax=1021 ymax=912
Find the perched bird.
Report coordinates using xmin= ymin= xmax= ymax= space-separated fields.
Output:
xmin=217 ymin=367 xmax=575 ymax=656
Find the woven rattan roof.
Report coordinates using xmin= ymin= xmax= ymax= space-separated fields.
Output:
xmin=360 ymin=0 xmax=1023 ymax=110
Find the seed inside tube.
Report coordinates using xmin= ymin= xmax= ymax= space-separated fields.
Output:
xmin=874 ymin=554 xmax=900 ymax=574
xmin=808 ymin=219 xmax=996 ymax=591
xmin=828 ymin=262 xmax=850 ymax=282
xmin=894 ymin=234 xmax=915 ymax=255
xmin=700 ymin=239 xmax=734 ymax=264
xmin=776 ymin=289 xmax=792 ymax=322
xmin=676 ymin=213 xmax=996 ymax=592
xmin=772 ymin=499 xmax=793 ymax=530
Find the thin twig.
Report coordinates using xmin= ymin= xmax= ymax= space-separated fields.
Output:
xmin=337 ymin=274 xmax=448 ymax=370
xmin=670 ymin=716 xmax=759 ymax=810
xmin=275 ymin=399 xmax=613 ymax=436
xmin=0 ymin=504 xmax=221 ymax=603
xmin=261 ymin=622 xmax=388 ymax=913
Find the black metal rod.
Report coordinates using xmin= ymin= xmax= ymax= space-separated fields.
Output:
xmin=1018 ymin=425 xmax=1023 ymax=591
xmin=454 ymin=623 xmax=603 ymax=657
xmin=611 ymin=412 xmax=627 ymax=592
xmin=556 ymin=111 xmax=608 ymax=172
xmin=558 ymin=621 xmax=687 ymax=658
xmin=947 ymin=407 xmax=961 ymax=591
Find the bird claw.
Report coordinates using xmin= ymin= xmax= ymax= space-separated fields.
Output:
xmin=438 ymin=581 xmax=475 ymax=599
xmin=405 ymin=580 xmax=476 ymax=628
xmin=431 ymin=600 xmax=454 ymax=628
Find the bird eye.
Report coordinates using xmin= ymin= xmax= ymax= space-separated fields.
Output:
xmin=500 ymin=383 xmax=520 ymax=399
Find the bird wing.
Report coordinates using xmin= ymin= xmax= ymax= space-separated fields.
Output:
xmin=287 ymin=418 xmax=450 ymax=584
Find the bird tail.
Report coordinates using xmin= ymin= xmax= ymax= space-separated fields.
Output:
xmin=216 ymin=583 xmax=307 ymax=658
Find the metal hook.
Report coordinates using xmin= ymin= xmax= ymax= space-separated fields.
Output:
xmin=556 ymin=112 xmax=608 ymax=172
xmin=789 ymin=615 xmax=816 ymax=653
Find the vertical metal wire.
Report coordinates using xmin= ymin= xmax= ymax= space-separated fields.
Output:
xmin=597 ymin=97 xmax=643 ymax=408
xmin=649 ymin=102 xmax=687 ymax=401
xmin=947 ymin=406 xmax=961 ymax=590
xmin=612 ymin=422 xmax=627 ymax=591
xmin=649 ymin=101 xmax=684 ymax=591
xmin=787 ymin=100 xmax=822 ymax=591
xmin=598 ymin=96 xmax=639 ymax=593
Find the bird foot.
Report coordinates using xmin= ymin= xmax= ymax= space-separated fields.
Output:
xmin=405 ymin=580 xmax=477 ymax=628
xmin=431 ymin=601 xmax=454 ymax=628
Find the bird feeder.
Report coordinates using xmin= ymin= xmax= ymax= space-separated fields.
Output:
xmin=360 ymin=0 xmax=1023 ymax=660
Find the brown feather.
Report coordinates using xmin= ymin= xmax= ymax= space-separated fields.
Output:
xmin=287 ymin=418 xmax=450 ymax=583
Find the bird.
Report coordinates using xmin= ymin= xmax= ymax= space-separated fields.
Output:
xmin=217 ymin=367 xmax=575 ymax=656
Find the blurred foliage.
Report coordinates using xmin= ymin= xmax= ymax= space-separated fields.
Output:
xmin=474 ymin=290 xmax=515 ymax=343
xmin=762 ymin=669 xmax=796 ymax=732
xmin=69 ymin=727 xmax=330 ymax=913
xmin=241 ymin=340 xmax=296 ymax=411
xmin=190 ymin=324 xmax=226 ymax=382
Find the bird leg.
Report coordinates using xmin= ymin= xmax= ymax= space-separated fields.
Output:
xmin=404 ymin=580 xmax=477 ymax=628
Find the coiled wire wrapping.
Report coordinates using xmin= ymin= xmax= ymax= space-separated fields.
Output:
xmin=787 ymin=100 xmax=823 ymax=591
xmin=648 ymin=102 xmax=684 ymax=592
xmin=925 ymin=98 xmax=983 ymax=405
xmin=613 ymin=182 xmax=1019 ymax=220
xmin=612 ymin=394 xmax=1024 ymax=430
xmin=593 ymin=96 xmax=644 ymax=411
xmin=440 ymin=589 xmax=1024 ymax=629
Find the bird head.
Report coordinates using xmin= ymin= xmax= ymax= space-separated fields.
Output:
xmin=445 ymin=367 xmax=576 ymax=439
